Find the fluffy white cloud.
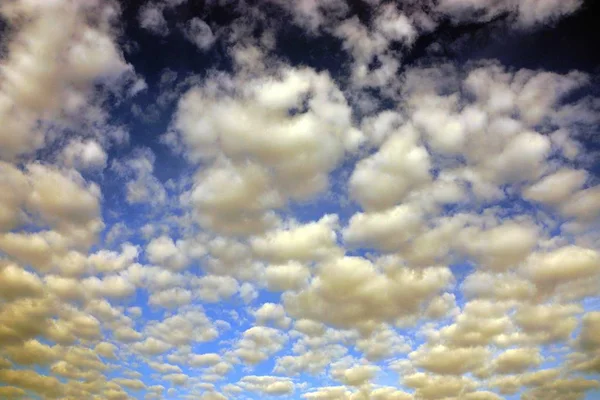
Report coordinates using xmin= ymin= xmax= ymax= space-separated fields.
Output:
xmin=284 ymin=256 xmax=453 ymax=330
xmin=89 ymin=243 xmax=139 ymax=274
xmin=0 ymin=0 xmax=135 ymax=161
xmin=410 ymin=344 xmax=489 ymax=375
xmin=170 ymin=67 xmax=362 ymax=233
xmin=232 ymin=326 xmax=288 ymax=365
xmin=237 ymin=375 xmax=294 ymax=395
xmin=265 ymin=261 xmax=311 ymax=292
xmin=143 ymin=307 xmax=218 ymax=346
xmin=349 ymin=125 xmax=431 ymax=210
xmin=182 ymin=18 xmax=216 ymax=50
xmin=253 ymin=303 xmax=291 ymax=329
xmin=192 ymin=275 xmax=239 ymax=303
xmin=60 ymin=140 xmax=108 ymax=171
xmin=252 ymin=214 xmax=341 ymax=262
xmin=146 ymin=235 xmax=189 ymax=271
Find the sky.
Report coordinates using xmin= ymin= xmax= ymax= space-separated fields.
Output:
xmin=0 ymin=0 xmax=600 ymax=399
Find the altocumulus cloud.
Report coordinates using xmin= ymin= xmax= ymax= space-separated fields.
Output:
xmin=0 ymin=0 xmax=599 ymax=399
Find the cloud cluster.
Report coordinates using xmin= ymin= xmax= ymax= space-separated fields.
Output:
xmin=0 ymin=0 xmax=598 ymax=399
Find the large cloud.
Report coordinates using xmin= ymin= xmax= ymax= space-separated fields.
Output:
xmin=168 ymin=67 xmax=363 ymax=234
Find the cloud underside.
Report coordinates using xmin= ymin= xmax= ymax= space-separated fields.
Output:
xmin=0 ymin=0 xmax=599 ymax=399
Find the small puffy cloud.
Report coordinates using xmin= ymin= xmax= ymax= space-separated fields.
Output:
xmin=233 ymin=326 xmax=287 ymax=365
xmin=462 ymin=271 xmax=536 ymax=302
xmin=192 ymin=275 xmax=239 ymax=303
xmin=578 ymin=311 xmax=600 ymax=351
xmin=493 ymin=347 xmax=542 ymax=374
xmin=144 ymin=307 xmax=218 ymax=346
xmin=112 ymin=148 xmax=167 ymax=206
xmin=404 ymin=372 xmax=478 ymax=399
xmin=239 ymin=282 xmax=259 ymax=304
xmin=410 ymin=344 xmax=489 ymax=375
xmin=238 ymin=375 xmax=295 ymax=396
xmin=265 ymin=261 xmax=311 ymax=292
xmin=561 ymin=185 xmax=600 ymax=221
xmin=112 ymin=378 xmax=146 ymax=390
xmin=343 ymin=203 xmax=424 ymax=252
xmin=457 ymin=220 xmax=539 ymax=271
xmin=252 ymin=214 xmax=341 ymax=263
xmin=148 ymin=287 xmax=192 ymax=308
xmin=189 ymin=353 xmax=222 ymax=367
xmin=349 ymin=125 xmax=431 ymax=211
xmin=304 ymin=386 xmax=352 ymax=399
xmin=0 ymin=262 xmax=44 ymax=300
xmin=138 ymin=2 xmax=169 ymax=36
xmin=146 ymin=235 xmax=189 ymax=271
xmin=132 ymin=337 xmax=172 ymax=356
xmin=253 ymin=303 xmax=291 ymax=329
xmin=293 ymin=319 xmax=326 ymax=337
xmin=355 ymin=325 xmax=411 ymax=361
xmin=82 ymin=274 xmax=136 ymax=299
xmin=425 ymin=293 xmax=458 ymax=319
xmin=26 ymin=164 xmax=103 ymax=246
xmin=44 ymin=275 xmax=87 ymax=302
xmin=3 ymin=339 xmax=60 ymax=366
xmin=148 ymin=361 xmax=182 ymax=374
xmin=523 ymin=168 xmax=587 ymax=205
xmin=94 ymin=342 xmax=117 ymax=359
xmin=88 ymin=243 xmax=139 ymax=274
xmin=521 ymin=246 xmax=600 ymax=296
xmin=164 ymin=373 xmax=189 ymax=386
xmin=59 ymin=140 xmax=108 ymax=171
xmin=331 ymin=364 xmax=379 ymax=386
xmin=438 ymin=300 xmax=513 ymax=347
xmin=514 ymin=303 xmax=582 ymax=344
xmin=182 ymin=18 xmax=216 ymax=50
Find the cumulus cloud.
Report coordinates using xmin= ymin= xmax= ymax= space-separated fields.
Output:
xmin=436 ymin=0 xmax=583 ymax=27
xmin=112 ymin=148 xmax=167 ymax=207
xmin=0 ymin=0 xmax=136 ymax=161
xmin=169 ymin=67 xmax=363 ymax=233
xmin=182 ymin=18 xmax=216 ymax=51
xmin=284 ymin=256 xmax=453 ymax=330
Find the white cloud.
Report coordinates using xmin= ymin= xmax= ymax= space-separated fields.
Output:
xmin=0 ymin=0 xmax=134 ymax=161
xmin=146 ymin=235 xmax=189 ymax=271
xmin=284 ymin=256 xmax=452 ymax=330
xmin=253 ymin=303 xmax=291 ymax=329
xmin=138 ymin=3 xmax=169 ymax=36
xmin=237 ymin=375 xmax=294 ymax=396
xmin=436 ymin=0 xmax=583 ymax=27
xmin=112 ymin=148 xmax=167 ymax=207
xmin=182 ymin=18 xmax=216 ymax=50
xmin=265 ymin=261 xmax=311 ymax=292
xmin=252 ymin=214 xmax=341 ymax=262
xmin=170 ymin=66 xmax=362 ymax=233
xmin=60 ymin=140 xmax=108 ymax=171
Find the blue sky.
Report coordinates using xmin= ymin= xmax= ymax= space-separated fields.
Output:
xmin=0 ymin=0 xmax=600 ymax=399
